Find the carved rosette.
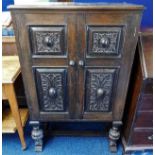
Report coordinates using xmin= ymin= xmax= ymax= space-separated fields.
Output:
xmin=92 ymin=32 xmax=119 ymax=54
xmin=87 ymin=26 xmax=123 ymax=56
xmin=29 ymin=26 xmax=66 ymax=55
xmin=35 ymin=68 xmax=66 ymax=111
xmin=85 ymin=69 xmax=116 ymax=112
xmin=36 ymin=32 xmax=61 ymax=53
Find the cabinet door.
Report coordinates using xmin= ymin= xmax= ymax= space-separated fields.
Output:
xmin=35 ymin=68 xmax=67 ymax=112
xmin=84 ymin=67 xmax=119 ymax=120
xmin=12 ymin=12 xmax=78 ymax=121
xmin=76 ymin=12 xmax=141 ymax=121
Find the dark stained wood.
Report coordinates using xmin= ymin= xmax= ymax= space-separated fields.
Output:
xmin=35 ymin=68 xmax=68 ymax=112
xmin=122 ymin=31 xmax=153 ymax=154
xmin=134 ymin=111 xmax=153 ymax=128
xmin=67 ymin=13 xmax=79 ymax=119
xmin=123 ymin=47 xmax=143 ymax=142
xmin=10 ymin=3 xmax=143 ymax=152
xmin=11 ymin=13 xmax=40 ymax=120
xmin=32 ymin=58 xmax=67 ymax=66
xmin=139 ymin=95 xmax=153 ymax=111
xmin=47 ymin=130 xmax=105 ymax=136
xmin=139 ymin=32 xmax=153 ymax=78
xmin=8 ymin=3 xmax=144 ymax=10
xmin=76 ymin=13 xmax=85 ymax=119
xmin=132 ymin=129 xmax=153 ymax=145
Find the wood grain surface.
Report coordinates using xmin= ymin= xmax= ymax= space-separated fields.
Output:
xmin=2 ymin=56 xmax=20 ymax=84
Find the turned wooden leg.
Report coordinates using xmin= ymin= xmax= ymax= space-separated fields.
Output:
xmin=30 ymin=121 xmax=43 ymax=152
xmin=5 ymin=84 xmax=26 ymax=150
xmin=109 ymin=121 xmax=122 ymax=153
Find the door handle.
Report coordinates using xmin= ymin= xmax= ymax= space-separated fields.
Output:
xmin=69 ymin=60 xmax=76 ymax=67
xmin=78 ymin=60 xmax=84 ymax=67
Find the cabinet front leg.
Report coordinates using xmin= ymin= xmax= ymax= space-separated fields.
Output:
xmin=30 ymin=121 xmax=44 ymax=152
xmin=109 ymin=121 xmax=122 ymax=153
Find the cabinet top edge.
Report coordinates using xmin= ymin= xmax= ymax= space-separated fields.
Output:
xmin=8 ymin=2 xmax=144 ymax=11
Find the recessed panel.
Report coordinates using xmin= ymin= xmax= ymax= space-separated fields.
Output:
xmin=85 ymin=68 xmax=118 ymax=112
xmin=35 ymin=68 xmax=67 ymax=112
xmin=29 ymin=26 xmax=66 ymax=56
xmin=87 ymin=26 xmax=124 ymax=57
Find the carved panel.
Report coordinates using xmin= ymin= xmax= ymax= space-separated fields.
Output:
xmin=29 ymin=26 xmax=66 ymax=55
xmin=87 ymin=26 xmax=123 ymax=57
xmin=35 ymin=68 xmax=67 ymax=111
xmin=85 ymin=68 xmax=117 ymax=112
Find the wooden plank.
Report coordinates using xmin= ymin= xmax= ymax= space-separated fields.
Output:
xmin=47 ymin=130 xmax=106 ymax=137
xmin=2 ymin=56 xmax=20 ymax=84
xmin=8 ymin=3 xmax=144 ymax=10
xmin=2 ymin=36 xmax=16 ymax=43
xmin=2 ymin=36 xmax=18 ymax=56
xmin=2 ymin=108 xmax=29 ymax=133
xmin=138 ymin=33 xmax=153 ymax=78
xmin=2 ymin=85 xmax=7 ymax=100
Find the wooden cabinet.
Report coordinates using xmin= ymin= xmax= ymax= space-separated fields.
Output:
xmin=9 ymin=3 xmax=143 ymax=152
xmin=122 ymin=32 xmax=153 ymax=154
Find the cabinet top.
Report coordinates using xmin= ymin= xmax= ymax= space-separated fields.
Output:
xmin=8 ymin=2 xmax=144 ymax=11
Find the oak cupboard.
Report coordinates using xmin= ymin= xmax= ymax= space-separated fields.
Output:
xmin=9 ymin=3 xmax=143 ymax=152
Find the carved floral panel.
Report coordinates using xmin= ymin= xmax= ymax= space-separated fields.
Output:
xmin=87 ymin=26 xmax=123 ymax=57
xmin=85 ymin=68 xmax=117 ymax=112
xmin=29 ymin=26 xmax=66 ymax=55
xmin=35 ymin=68 xmax=67 ymax=111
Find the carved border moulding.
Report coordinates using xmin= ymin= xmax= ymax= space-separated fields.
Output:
xmin=87 ymin=26 xmax=124 ymax=57
xmin=35 ymin=68 xmax=67 ymax=112
xmin=85 ymin=68 xmax=117 ymax=112
xmin=29 ymin=26 xmax=66 ymax=55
